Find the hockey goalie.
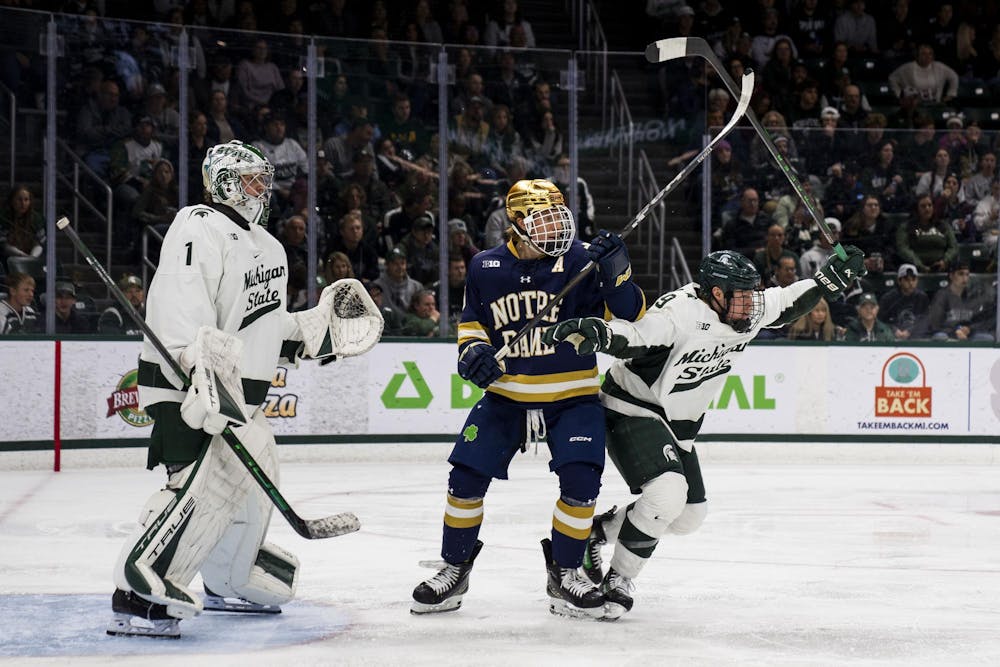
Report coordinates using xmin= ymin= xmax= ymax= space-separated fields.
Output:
xmin=107 ymin=141 xmax=383 ymax=639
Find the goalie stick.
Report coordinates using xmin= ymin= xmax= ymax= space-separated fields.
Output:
xmin=494 ymin=69 xmax=756 ymax=361
xmin=646 ymin=37 xmax=847 ymax=261
xmin=57 ymin=217 xmax=359 ymax=540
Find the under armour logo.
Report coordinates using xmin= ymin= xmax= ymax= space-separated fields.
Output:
xmin=520 ymin=276 xmax=531 ymax=283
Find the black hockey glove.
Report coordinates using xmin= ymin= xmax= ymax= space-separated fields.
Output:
xmin=814 ymin=245 xmax=867 ymax=295
xmin=457 ymin=342 xmax=505 ymax=388
xmin=586 ymin=230 xmax=632 ymax=292
xmin=541 ymin=317 xmax=612 ymax=356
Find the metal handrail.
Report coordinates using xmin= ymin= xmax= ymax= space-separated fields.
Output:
xmin=54 ymin=138 xmax=113 ymax=272
xmin=636 ymin=149 xmax=664 ymax=287
xmin=608 ymin=71 xmax=634 ymax=196
xmin=0 ymin=80 xmax=16 ymax=187
xmin=636 ymin=150 xmax=692 ymax=294
xmin=582 ymin=0 xmax=609 ymax=128
xmin=669 ymin=237 xmax=693 ymax=292
xmin=141 ymin=224 xmax=164 ymax=289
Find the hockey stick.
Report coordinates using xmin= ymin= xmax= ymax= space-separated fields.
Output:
xmin=494 ymin=69 xmax=756 ymax=361
xmin=57 ymin=217 xmax=359 ymax=540
xmin=646 ymin=37 xmax=847 ymax=261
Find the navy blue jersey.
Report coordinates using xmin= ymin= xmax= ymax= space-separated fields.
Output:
xmin=457 ymin=238 xmax=645 ymax=407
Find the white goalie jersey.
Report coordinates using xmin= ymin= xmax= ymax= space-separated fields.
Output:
xmin=138 ymin=203 xmax=300 ymax=408
xmin=600 ymin=279 xmax=816 ymax=451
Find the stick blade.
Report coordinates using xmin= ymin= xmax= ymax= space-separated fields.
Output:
xmin=645 ymin=38 xmax=689 ymax=63
xmin=304 ymin=511 xmax=361 ymax=539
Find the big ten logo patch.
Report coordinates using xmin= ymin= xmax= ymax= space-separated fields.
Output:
xmin=106 ymin=369 xmax=153 ymax=427
xmin=264 ymin=367 xmax=298 ymax=418
xmin=875 ymin=353 xmax=931 ymax=418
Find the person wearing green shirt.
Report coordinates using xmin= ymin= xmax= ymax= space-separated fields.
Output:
xmin=845 ymin=292 xmax=895 ymax=342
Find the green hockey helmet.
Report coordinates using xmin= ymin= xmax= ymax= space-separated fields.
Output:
xmin=696 ymin=250 xmax=760 ymax=297
xmin=696 ymin=250 xmax=764 ymax=333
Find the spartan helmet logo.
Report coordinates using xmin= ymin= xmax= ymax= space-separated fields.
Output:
xmin=505 ymin=179 xmax=575 ymax=257
xmin=203 ymin=140 xmax=275 ymax=226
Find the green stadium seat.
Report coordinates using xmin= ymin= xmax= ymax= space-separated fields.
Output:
xmin=959 ymin=243 xmax=991 ymax=272
xmin=918 ymin=273 xmax=949 ymax=294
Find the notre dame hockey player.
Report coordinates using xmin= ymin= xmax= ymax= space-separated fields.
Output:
xmin=542 ymin=247 xmax=866 ymax=618
xmin=411 ymin=179 xmax=645 ymax=620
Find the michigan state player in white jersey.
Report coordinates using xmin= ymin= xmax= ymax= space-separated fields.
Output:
xmin=542 ymin=246 xmax=866 ymax=618
xmin=107 ymin=140 xmax=381 ymax=638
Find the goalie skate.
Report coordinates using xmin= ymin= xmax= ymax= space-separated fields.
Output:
xmin=601 ymin=568 xmax=635 ymax=621
xmin=106 ymin=589 xmax=180 ymax=639
xmin=541 ymin=539 xmax=605 ymax=620
xmin=411 ymin=540 xmax=483 ymax=614
xmin=203 ymin=584 xmax=282 ymax=614
xmin=582 ymin=506 xmax=617 ymax=586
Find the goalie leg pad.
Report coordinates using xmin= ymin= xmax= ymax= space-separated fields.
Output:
xmin=113 ymin=412 xmax=273 ymax=619
xmin=201 ymin=412 xmax=298 ymax=607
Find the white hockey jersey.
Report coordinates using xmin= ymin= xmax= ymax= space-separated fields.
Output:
xmin=138 ymin=203 xmax=300 ymax=409
xmin=600 ymin=279 xmax=816 ymax=451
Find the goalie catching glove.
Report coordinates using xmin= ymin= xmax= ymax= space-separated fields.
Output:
xmin=814 ymin=245 xmax=867 ymax=295
xmin=291 ymin=279 xmax=384 ymax=363
xmin=179 ymin=326 xmax=248 ymax=435
xmin=458 ymin=342 xmax=506 ymax=388
xmin=541 ymin=317 xmax=613 ymax=356
xmin=586 ymin=230 xmax=632 ymax=294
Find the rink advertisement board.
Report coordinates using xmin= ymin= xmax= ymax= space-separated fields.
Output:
xmin=0 ymin=339 xmax=997 ymax=446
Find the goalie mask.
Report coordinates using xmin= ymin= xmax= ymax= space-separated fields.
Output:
xmin=202 ymin=140 xmax=274 ymax=226
xmin=696 ymin=250 xmax=764 ymax=333
xmin=505 ymin=179 xmax=575 ymax=258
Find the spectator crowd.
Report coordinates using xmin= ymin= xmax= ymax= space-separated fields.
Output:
xmin=0 ymin=0 xmax=997 ymax=340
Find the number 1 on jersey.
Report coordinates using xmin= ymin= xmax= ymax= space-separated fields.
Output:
xmin=185 ymin=241 xmax=193 ymax=266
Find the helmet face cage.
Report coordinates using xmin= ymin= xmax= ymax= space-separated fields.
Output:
xmin=725 ymin=288 xmax=766 ymax=333
xmin=519 ymin=204 xmax=576 ymax=257
xmin=204 ymin=141 xmax=274 ymax=226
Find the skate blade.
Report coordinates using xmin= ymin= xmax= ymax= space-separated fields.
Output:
xmin=106 ymin=613 xmax=180 ymax=639
xmin=410 ymin=596 xmax=464 ymax=615
xmin=203 ymin=596 xmax=282 ymax=614
xmin=547 ymin=598 xmax=605 ymax=620
xmin=600 ymin=601 xmax=629 ymax=621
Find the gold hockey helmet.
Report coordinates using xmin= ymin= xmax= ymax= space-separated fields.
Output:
xmin=505 ymin=179 xmax=565 ymax=222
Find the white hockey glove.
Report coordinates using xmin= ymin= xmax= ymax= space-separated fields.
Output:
xmin=179 ymin=326 xmax=248 ymax=435
xmin=292 ymin=279 xmax=384 ymax=362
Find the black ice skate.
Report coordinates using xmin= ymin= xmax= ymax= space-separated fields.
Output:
xmin=411 ymin=540 xmax=483 ymax=614
xmin=203 ymin=584 xmax=282 ymax=614
xmin=601 ymin=567 xmax=635 ymax=620
xmin=106 ymin=588 xmax=180 ymax=639
xmin=540 ymin=538 xmax=605 ymax=620
xmin=582 ymin=506 xmax=617 ymax=586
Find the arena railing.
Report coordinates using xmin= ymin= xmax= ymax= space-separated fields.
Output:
xmin=0 ymin=81 xmax=15 ymax=188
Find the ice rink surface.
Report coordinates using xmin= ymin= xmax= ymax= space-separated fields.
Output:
xmin=1 ymin=444 xmax=999 ymax=666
